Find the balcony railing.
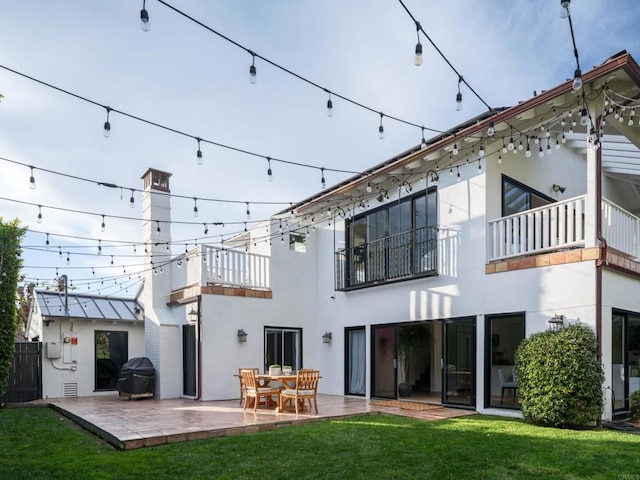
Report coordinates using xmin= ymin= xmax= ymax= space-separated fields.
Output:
xmin=488 ymin=195 xmax=640 ymax=262
xmin=172 ymin=245 xmax=270 ymax=291
xmin=335 ymin=226 xmax=438 ymax=290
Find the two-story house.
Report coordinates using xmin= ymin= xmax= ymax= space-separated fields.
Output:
xmin=33 ymin=51 xmax=640 ymax=421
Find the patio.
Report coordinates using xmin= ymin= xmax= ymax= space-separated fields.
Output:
xmin=46 ymin=394 xmax=474 ymax=450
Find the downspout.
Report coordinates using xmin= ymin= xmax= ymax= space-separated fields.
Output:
xmin=594 ymin=119 xmax=606 ymax=363
xmin=196 ymin=294 xmax=202 ymax=400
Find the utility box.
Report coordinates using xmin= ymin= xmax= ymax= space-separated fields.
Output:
xmin=46 ymin=341 xmax=61 ymax=359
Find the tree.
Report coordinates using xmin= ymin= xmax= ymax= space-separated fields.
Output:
xmin=0 ymin=218 xmax=26 ymax=398
xmin=515 ymin=324 xmax=604 ymax=428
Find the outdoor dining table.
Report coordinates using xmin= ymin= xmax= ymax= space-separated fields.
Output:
xmin=256 ymin=373 xmax=299 ymax=412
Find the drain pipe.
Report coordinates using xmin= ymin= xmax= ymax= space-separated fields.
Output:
xmin=196 ymin=294 xmax=202 ymax=401
xmin=594 ymin=125 xmax=605 ymax=362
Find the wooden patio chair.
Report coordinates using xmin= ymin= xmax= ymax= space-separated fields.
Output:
xmin=241 ymin=369 xmax=280 ymax=411
xmin=238 ymin=367 xmax=260 ymax=405
xmin=280 ymin=370 xmax=320 ymax=414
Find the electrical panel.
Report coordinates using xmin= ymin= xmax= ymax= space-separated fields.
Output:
xmin=46 ymin=341 xmax=61 ymax=359
xmin=62 ymin=333 xmax=78 ymax=364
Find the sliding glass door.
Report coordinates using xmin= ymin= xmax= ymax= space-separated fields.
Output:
xmin=443 ymin=318 xmax=475 ymax=407
xmin=612 ymin=310 xmax=640 ymax=415
xmin=372 ymin=325 xmax=397 ymax=398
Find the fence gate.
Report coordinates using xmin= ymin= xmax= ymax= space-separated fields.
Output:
xmin=1 ymin=342 xmax=42 ymax=404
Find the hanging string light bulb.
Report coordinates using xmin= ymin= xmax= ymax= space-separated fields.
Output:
xmin=479 ymin=144 xmax=485 ymax=157
xmin=101 ymin=215 xmax=106 ymax=232
xmin=580 ymin=107 xmax=589 ymax=126
xmin=413 ymin=22 xmax=423 ymax=66
xmin=129 ymin=189 xmax=135 ymax=208
xmin=29 ymin=166 xmax=36 ymax=190
xmin=628 ymin=109 xmax=635 ymax=126
xmin=196 ymin=137 xmax=203 ymax=165
xmin=321 ymin=168 xmax=326 ymax=189
xmin=538 ymin=145 xmax=544 ymax=158
xmin=525 ymin=139 xmax=531 ymax=157
xmin=193 ymin=198 xmax=199 ymax=217
xmin=508 ymin=129 xmax=515 ymax=151
xmin=140 ymin=0 xmax=150 ymax=32
xmin=97 ymin=239 xmax=102 ymax=255
xmin=487 ymin=120 xmax=495 ymax=137
xmin=103 ymin=106 xmax=112 ymax=138
xmin=45 ymin=233 xmax=50 ymax=248
xmin=420 ymin=127 xmax=427 ymax=149
xmin=452 ymin=143 xmax=458 ymax=155
xmin=266 ymin=157 xmax=273 ymax=182
xmin=455 ymin=76 xmax=463 ymax=111
xmin=37 ymin=205 xmax=42 ymax=224
xmin=246 ymin=202 xmax=251 ymax=220
xmin=378 ymin=113 xmax=385 ymax=139
xmin=326 ymin=91 xmax=333 ymax=117
xmin=559 ymin=0 xmax=571 ymax=18
xmin=249 ymin=51 xmax=257 ymax=84
xmin=366 ymin=180 xmax=372 ymax=193
xmin=572 ymin=68 xmax=583 ymax=91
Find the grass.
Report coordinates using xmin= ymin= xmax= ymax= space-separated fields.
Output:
xmin=1 ymin=408 xmax=640 ymax=479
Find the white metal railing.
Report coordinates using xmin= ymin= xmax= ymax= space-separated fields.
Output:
xmin=488 ymin=195 xmax=586 ymax=261
xmin=172 ymin=245 xmax=270 ymax=291
xmin=602 ymin=198 xmax=639 ymax=259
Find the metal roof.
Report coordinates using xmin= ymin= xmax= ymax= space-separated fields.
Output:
xmin=35 ymin=290 xmax=143 ymax=322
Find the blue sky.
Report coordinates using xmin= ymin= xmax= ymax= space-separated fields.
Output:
xmin=1 ymin=0 xmax=639 ymax=295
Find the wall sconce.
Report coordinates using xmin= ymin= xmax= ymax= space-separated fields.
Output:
xmin=552 ymin=184 xmax=566 ymax=194
xmin=548 ymin=314 xmax=565 ymax=332
xmin=237 ymin=329 xmax=248 ymax=343
xmin=44 ymin=319 xmax=54 ymax=327
xmin=187 ymin=307 xmax=198 ymax=324
xmin=322 ymin=331 xmax=332 ymax=344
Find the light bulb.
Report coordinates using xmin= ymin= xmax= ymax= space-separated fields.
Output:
xmin=525 ymin=144 xmax=531 ymax=157
xmin=479 ymin=145 xmax=485 ymax=157
xmin=452 ymin=143 xmax=458 ymax=155
xmin=140 ymin=8 xmax=150 ymax=32
xmin=498 ymin=155 xmax=502 ymax=164
xmin=414 ymin=42 xmax=423 ymax=66
xmin=327 ymin=98 xmax=333 ymax=117
xmin=103 ymin=121 xmax=111 ymax=138
xmin=267 ymin=167 xmax=273 ymax=182
xmin=129 ymin=192 xmax=135 ymax=208
xmin=378 ymin=125 xmax=384 ymax=140
xmin=487 ymin=121 xmax=495 ymax=137
xmin=29 ymin=172 xmax=36 ymax=190
xmin=249 ymin=64 xmax=257 ymax=84
xmin=455 ymin=92 xmax=462 ymax=111
xmin=366 ymin=181 xmax=372 ymax=193
xmin=560 ymin=0 xmax=570 ymax=18
xmin=37 ymin=213 xmax=42 ymax=224
xmin=508 ymin=137 xmax=514 ymax=150
xmin=580 ymin=108 xmax=589 ymax=126
xmin=572 ymin=69 xmax=582 ymax=91
xmin=538 ymin=146 xmax=544 ymax=158
xmin=502 ymin=143 xmax=507 ymax=154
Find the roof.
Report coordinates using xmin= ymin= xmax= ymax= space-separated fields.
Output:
xmin=35 ymin=290 xmax=143 ymax=322
xmin=290 ymin=50 xmax=640 ymax=217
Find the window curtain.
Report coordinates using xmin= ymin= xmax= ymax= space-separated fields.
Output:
xmin=348 ymin=329 xmax=366 ymax=395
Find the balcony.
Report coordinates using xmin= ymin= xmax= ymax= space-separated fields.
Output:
xmin=172 ymin=245 xmax=270 ymax=292
xmin=488 ymin=195 xmax=640 ymax=262
xmin=335 ymin=226 xmax=438 ymax=291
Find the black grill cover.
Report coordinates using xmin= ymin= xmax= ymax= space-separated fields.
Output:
xmin=116 ymin=357 xmax=155 ymax=396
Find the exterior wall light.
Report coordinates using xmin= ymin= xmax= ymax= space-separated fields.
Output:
xmin=322 ymin=331 xmax=332 ymax=344
xmin=237 ymin=329 xmax=248 ymax=343
xmin=187 ymin=307 xmax=198 ymax=324
xmin=552 ymin=184 xmax=566 ymax=194
xmin=548 ymin=314 xmax=565 ymax=332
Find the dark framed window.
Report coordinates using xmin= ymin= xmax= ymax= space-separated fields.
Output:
xmin=484 ymin=313 xmax=525 ymax=409
xmin=264 ymin=327 xmax=302 ymax=372
xmin=337 ymin=188 xmax=438 ymax=290
xmin=95 ymin=330 xmax=128 ymax=391
xmin=502 ymin=175 xmax=554 ymax=217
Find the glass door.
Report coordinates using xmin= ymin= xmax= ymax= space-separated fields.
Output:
xmin=443 ymin=318 xmax=475 ymax=407
xmin=345 ymin=327 xmax=366 ymax=396
xmin=182 ymin=324 xmax=196 ymax=397
xmin=612 ymin=311 xmax=640 ymax=415
xmin=371 ymin=325 xmax=397 ymax=398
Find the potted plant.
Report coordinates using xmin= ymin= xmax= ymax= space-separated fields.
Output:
xmin=268 ymin=364 xmax=281 ymax=375
xmin=397 ymin=324 xmax=432 ymax=397
xmin=282 ymin=365 xmax=292 ymax=375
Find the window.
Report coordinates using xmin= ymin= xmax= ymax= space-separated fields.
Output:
xmin=484 ymin=313 xmax=525 ymax=409
xmin=289 ymin=233 xmax=306 ymax=252
xmin=95 ymin=330 xmax=128 ymax=391
xmin=265 ymin=328 xmax=301 ymax=372
xmin=336 ymin=188 xmax=437 ymax=290
xmin=502 ymin=176 xmax=553 ymax=216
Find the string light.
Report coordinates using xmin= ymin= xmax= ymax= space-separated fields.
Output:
xmin=580 ymin=107 xmax=589 ymax=126
xmin=103 ymin=106 xmax=111 ymax=138
xmin=420 ymin=127 xmax=427 ymax=149
xmin=29 ymin=166 xmax=36 ymax=190
xmin=366 ymin=181 xmax=372 ymax=193
xmin=193 ymin=198 xmax=199 ymax=217
xmin=326 ymin=91 xmax=333 ymax=117
xmin=140 ymin=0 xmax=150 ymax=32
xmin=129 ymin=189 xmax=135 ymax=208
xmin=538 ymin=145 xmax=544 ymax=158
xmin=37 ymin=205 xmax=42 ymax=224
xmin=196 ymin=137 xmax=203 ymax=165
xmin=559 ymin=0 xmax=570 ymax=18
xmin=98 ymin=240 xmax=102 ymax=255
xmin=45 ymin=233 xmax=50 ymax=248
xmin=629 ymin=109 xmax=635 ymax=126
xmin=455 ymin=76 xmax=463 ymax=111
xmin=487 ymin=120 xmax=495 ymax=137
xmin=572 ymin=68 xmax=583 ymax=91
xmin=156 ymin=221 xmax=161 ymax=234
xmin=246 ymin=202 xmax=251 ymax=220
xmin=101 ymin=215 xmax=106 ymax=232
xmin=413 ymin=22 xmax=423 ymax=66
xmin=266 ymin=157 xmax=273 ymax=182
xmin=378 ymin=113 xmax=385 ymax=139
xmin=321 ymin=168 xmax=326 ymax=189
xmin=452 ymin=143 xmax=458 ymax=155
xmin=249 ymin=51 xmax=257 ymax=84
xmin=478 ymin=144 xmax=485 ymax=157
xmin=203 ymin=223 xmax=208 ymax=235
xmin=525 ymin=139 xmax=532 ymax=158
xmin=456 ymin=166 xmax=461 ymax=182
xmin=497 ymin=155 xmax=502 ymax=164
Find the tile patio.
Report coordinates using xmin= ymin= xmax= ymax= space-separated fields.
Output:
xmin=47 ymin=394 xmax=475 ymax=450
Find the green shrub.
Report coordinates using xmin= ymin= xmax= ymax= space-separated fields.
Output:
xmin=515 ymin=324 xmax=604 ymax=428
xmin=630 ymin=390 xmax=640 ymax=422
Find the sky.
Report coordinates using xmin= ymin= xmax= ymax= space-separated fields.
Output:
xmin=1 ymin=0 xmax=639 ymax=297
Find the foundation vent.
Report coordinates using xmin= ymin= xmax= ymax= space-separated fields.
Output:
xmin=63 ymin=383 xmax=78 ymax=397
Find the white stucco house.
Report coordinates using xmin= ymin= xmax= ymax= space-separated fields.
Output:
xmin=30 ymin=50 xmax=640 ymax=421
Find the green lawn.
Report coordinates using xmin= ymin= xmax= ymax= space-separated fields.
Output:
xmin=1 ymin=407 xmax=639 ymax=479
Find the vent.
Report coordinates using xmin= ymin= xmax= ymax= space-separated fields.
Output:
xmin=63 ymin=383 xmax=78 ymax=397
